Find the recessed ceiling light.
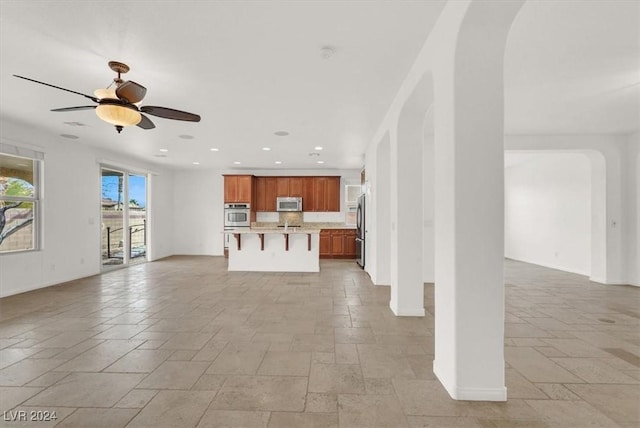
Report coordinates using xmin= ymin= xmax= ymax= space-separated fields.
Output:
xmin=233 ymin=161 xmax=241 ymax=165
xmin=63 ymin=121 xmax=86 ymax=127
xmin=192 ymin=161 xmax=200 ymax=165
xmin=60 ymin=134 xmax=79 ymax=139
xmin=274 ymin=161 xmax=282 ymax=164
xmin=179 ymin=134 xmax=194 ymax=139
xmin=274 ymin=131 xmax=289 ymax=137
xmin=210 ymin=148 xmax=219 ymax=152
xmin=262 ymin=147 xmax=271 ymax=151
xmin=314 ymin=146 xmax=323 ymax=151
xmin=159 ymin=148 xmax=169 ymax=152
xmin=317 ymin=160 xmax=325 ymax=164
xmin=320 ymin=46 xmax=336 ymax=59
xmin=308 ymin=152 xmax=320 ymax=157
xmin=154 ymin=154 xmax=167 ymax=158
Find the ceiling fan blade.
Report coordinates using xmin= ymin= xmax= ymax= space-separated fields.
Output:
xmin=14 ymin=75 xmax=99 ymax=102
xmin=137 ymin=113 xmax=155 ymax=130
xmin=140 ymin=106 xmax=201 ymax=122
xmin=51 ymin=106 xmax=96 ymax=112
xmin=116 ymin=80 xmax=146 ymax=103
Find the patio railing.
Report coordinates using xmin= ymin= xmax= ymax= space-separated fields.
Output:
xmin=105 ymin=220 xmax=146 ymax=259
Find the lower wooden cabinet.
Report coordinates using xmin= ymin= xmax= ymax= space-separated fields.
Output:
xmin=319 ymin=229 xmax=357 ymax=259
xmin=343 ymin=229 xmax=356 ymax=256
xmin=319 ymin=230 xmax=331 ymax=257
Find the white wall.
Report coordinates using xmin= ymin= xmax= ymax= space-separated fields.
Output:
xmin=173 ymin=170 xmax=224 ymax=255
xmin=423 ymin=111 xmax=435 ymax=284
xmin=505 ymin=152 xmax=591 ymax=275
xmin=147 ymin=171 xmax=175 ymax=262
xmin=623 ymin=132 xmax=639 ymax=285
xmin=0 ymin=118 xmax=175 ymax=297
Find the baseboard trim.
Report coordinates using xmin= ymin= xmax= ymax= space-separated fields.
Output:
xmin=389 ymin=301 xmax=425 ymax=317
xmin=589 ymin=276 xmax=627 ymax=285
xmin=506 ymin=256 xmax=588 ymax=277
xmin=434 ymin=360 xmax=507 ymax=401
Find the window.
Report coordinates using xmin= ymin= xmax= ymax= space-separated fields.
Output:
xmin=0 ymin=152 xmax=39 ymax=253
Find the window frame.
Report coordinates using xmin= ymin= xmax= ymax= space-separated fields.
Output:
xmin=0 ymin=153 xmax=41 ymax=254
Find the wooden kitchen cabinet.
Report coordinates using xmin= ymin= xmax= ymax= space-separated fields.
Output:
xmin=264 ymin=177 xmax=277 ymax=212
xmin=275 ymin=177 xmax=304 ymax=198
xmin=344 ymin=229 xmax=357 ymax=257
xmin=314 ymin=177 xmax=327 ymax=211
xmin=289 ymin=177 xmax=303 ymax=197
xmin=311 ymin=176 xmax=340 ymax=212
xmin=330 ymin=229 xmax=344 ymax=255
xmin=224 ymin=175 xmax=253 ymax=203
xmin=319 ymin=230 xmax=331 ymax=257
xmin=254 ymin=177 xmax=266 ymax=211
xmin=276 ymin=177 xmax=290 ymax=197
xmin=319 ymin=228 xmax=357 ymax=259
xmin=302 ymin=177 xmax=315 ymax=211
xmin=252 ymin=175 xmax=340 ymax=212
xmin=326 ymin=177 xmax=340 ymax=212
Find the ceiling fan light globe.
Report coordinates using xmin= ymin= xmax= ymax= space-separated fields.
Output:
xmin=94 ymin=88 xmax=117 ymax=100
xmin=95 ymin=104 xmax=141 ymax=127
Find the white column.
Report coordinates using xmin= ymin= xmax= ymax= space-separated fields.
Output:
xmin=389 ymin=75 xmax=434 ymax=317
xmin=389 ymin=130 xmax=425 ymax=316
xmin=432 ymin=0 xmax=525 ymax=401
xmin=374 ymin=134 xmax=391 ymax=286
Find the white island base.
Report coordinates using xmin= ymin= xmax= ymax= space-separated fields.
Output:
xmin=226 ymin=229 xmax=320 ymax=272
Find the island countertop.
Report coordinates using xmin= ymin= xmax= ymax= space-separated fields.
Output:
xmin=226 ymin=227 xmax=320 ymax=272
xmin=224 ymin=227 xmax=320 ymax=234
xmin=252 ymin=221 xmax=355 ymax=230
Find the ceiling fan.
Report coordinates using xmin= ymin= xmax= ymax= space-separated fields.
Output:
xmin=14 ymin=61 xmax=201 ymax=133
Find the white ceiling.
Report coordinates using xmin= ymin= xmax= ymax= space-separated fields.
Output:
xmin=505 ymin=0 xmax=639 ymax=135
xmin=0 ymin=1 xmax=637 ymax=171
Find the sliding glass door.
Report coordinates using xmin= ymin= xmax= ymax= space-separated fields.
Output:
xmin=101 ymin=167 xmax=147 ymax=268
xmin=128 ymin=173 xmax=147 ymax=264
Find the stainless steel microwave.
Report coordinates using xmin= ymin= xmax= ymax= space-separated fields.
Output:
xmin=276 ymin=197 xmax=302 ymax=212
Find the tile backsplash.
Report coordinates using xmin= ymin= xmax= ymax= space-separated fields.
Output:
xmin=278 ymin=212 xmax=303 ymax=226
xmin=255 ymin=211 xmax=346 ymax=224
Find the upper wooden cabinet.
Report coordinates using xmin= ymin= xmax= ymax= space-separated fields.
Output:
xmin=326 ymin=177 xmax=340 ymax=212
xmin=302 ymin=177 xmax=315 ymax=211
xmin=224 ymin=175 xmax=253 ymax=203
xmin=254 ymin=177 xmax=266 ymax=210
xmin=310 ymin=176 xmax=340 ymax=212
xmin=252 ymin=175 xmax=341 ymax=212
xmin=314 ymin=177 xmax=327 ymax=211
xmin=255 ymin=176 xmax=277 ymax=211
xmin=289 ymin=177 xmax=303 ymax=197
xmin=264 ymin=177 xmax=277 ymax=212
xmin=276 ymin=177 xmax=290 ymax=197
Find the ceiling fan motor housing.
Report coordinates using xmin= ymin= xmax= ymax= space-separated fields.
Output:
xmin=108 ymin=61 xmax=129 ymax=83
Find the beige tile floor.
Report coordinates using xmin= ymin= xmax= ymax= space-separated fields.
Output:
xmin=0 ymin=256 xmax=638 ymax=427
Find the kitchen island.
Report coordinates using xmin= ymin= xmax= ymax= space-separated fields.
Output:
xmin=225 ymin=227 xmax=320 ymax=272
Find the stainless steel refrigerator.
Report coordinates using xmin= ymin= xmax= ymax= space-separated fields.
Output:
xmin=356 ymin=194 xmax=365 ymax=268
